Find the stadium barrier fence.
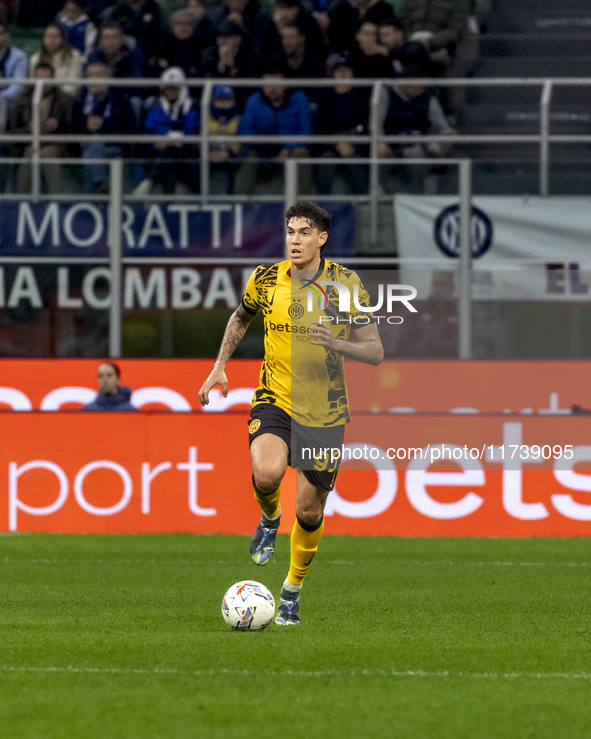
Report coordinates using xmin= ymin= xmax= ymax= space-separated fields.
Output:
xmin=2 ymin=77 xmax=591 ymax=360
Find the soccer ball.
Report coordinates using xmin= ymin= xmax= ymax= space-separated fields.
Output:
xmin=221 ymin=580 xmax=275 ymax=631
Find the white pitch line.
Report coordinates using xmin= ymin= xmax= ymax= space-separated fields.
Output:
xmin=215 ymin=559 xmax=354 ymax=565
xmin=1 ymin=557 xmax=588 ymax=568
xmin=0 ymin=665 xmax=590 ymax=681
xmin=407 ymin=560 xmax=590 ymax=568
xmin=0 ymin=557 xmax=357 ymax=567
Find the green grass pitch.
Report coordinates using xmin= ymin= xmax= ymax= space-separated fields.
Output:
xmin=1 ymin=534 xmax=590 ymax=738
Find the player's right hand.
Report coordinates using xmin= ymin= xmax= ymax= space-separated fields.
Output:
xmin=198 ymin=370 xmax=228 ymax=406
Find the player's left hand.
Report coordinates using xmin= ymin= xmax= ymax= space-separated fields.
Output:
xmin=309 ymin=321 xmax=340 ymax=351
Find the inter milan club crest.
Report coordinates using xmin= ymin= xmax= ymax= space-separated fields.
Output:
xmin=249 ymin=419 xmax=261 ymax=434
xmin=288 ymin=302 xmax=304 ymax=319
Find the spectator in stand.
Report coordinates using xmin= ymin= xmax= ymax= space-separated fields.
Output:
xmin=349 ymin=20 xmax=393 ymax=79
xmin=136 ymin=67 xmax=200 ymax=195
xmin=154 ymin=10 xmax=206 ymax=81
xmin=235 ymin=68 xmax=312 ymax=194
xmin=207 ymin=84 xmax=240 ymax=194
xmin=377 ymin=16 xmax=434 ymax=76
xmin=313 ymin=52 xmax=369 ymax=194
xmin=11 ymin=62 xmax=76 ymax=194
xmin=86 ymin=20 xmax=144 ymax=115
xmin=0 ymin=21 xmax=27 ymax=111
xmin=169 ymin=0 xmax=216 ymax=56
xmin=55 ymin=0 xmax=98 ymax=58
xmin=82 ymin=362 xmax=137 ymax=411
xmin=30 ymin=24 xmax=84 ymax=98
xmin=328 ymin=0 xmax=394 ymax=55
xmin=87 ymin=20 xmax=144 ymax=80
xmin=0 ymin=17 xmax=19 ymax=190
xmin=269 ymin=0 xmax=325 ymax=57
xmin=106 ymin=0 xmax=168 ymax=74
xmin=376 ymin=63 xmax=457 ymax=192
xmin=202 ymin=21 xmax=263 ymax=113
xmin=0 ymin=18 xmax=24 ymax=188
xmin=271 ymin=21 xmax=326 ymax=102
xmin=399 ymin=0 xmax=469 ymax=76
xmin=0 ymin=20 xmax=21 ymax=192
xmin=300 ymin=0 xmax=329 ymax=34
xmin=207 ymin=0 xmax=273 ymax=56
xmin=78 ymin=60 xmax=136 ymax=192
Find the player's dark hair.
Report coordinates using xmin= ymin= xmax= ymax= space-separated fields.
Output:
xmin=285 ymin=201 xmax=331 ymax=237
xmin=101 ymin=361 xmax=121 ymax=378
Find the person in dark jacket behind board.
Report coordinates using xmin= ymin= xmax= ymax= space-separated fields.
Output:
xmin=82 ymin=362 xmax=137 ymax=411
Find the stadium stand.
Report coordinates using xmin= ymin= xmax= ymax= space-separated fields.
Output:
xmin=457 ymin=0 xmax=591 ymax=194
xmin=0 ymin=0 xmax=494 ymax=232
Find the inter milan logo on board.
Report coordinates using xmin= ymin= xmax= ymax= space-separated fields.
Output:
xmin=434 ymin=204 xmax=493 ymax=258
xmin=288 ymin=302 xmax=305 ymax=319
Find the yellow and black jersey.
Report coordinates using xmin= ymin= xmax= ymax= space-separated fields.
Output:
xmin=241 ymin=257 xmax=373 ymax=427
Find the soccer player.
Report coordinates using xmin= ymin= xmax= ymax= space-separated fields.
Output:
xmin=199 ymin=201 xmax=383 ymax=625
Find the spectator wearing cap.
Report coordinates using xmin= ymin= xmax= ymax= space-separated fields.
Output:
xmin=313 ymin=52 xmax=369 ymax=194
xmin=235 ymin=68 xmax=312 ymax=195
xmin=208 ymin=84 xmax=241 ymax=194
xmin=55 ymin=0 xmax=98 ymax=58
xmin=207 ymin=0 xmax=273 ymax=56
xmin=202 ymin=20 xmax=263 ymax=113
xmin=376 ymin=63 xmax=457 ymax=193
xmin=136 ymin=67 xmax=200 ymax=195
xmin=328 ymin=0 xmax=395 ymax=55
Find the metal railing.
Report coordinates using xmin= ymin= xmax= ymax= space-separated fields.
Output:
xmin=2 ymin=75 xmax=591 ymax=203
xmin=1 ymin=75 xmax=590 ymax=361
xmin=3 ymin=157 xmax=470 ymax=359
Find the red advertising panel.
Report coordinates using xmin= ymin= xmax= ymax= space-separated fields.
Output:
xmin=0 ymin=358 xmax=589 ymax=415
xmin=1 ymin=413 xmax=278 ymax=535
xmin=0 ymin=360 xmax=590 ymax=536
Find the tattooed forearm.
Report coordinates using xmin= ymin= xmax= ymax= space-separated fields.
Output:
xmin=213 ymin=304 xmax=254 ymax=369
